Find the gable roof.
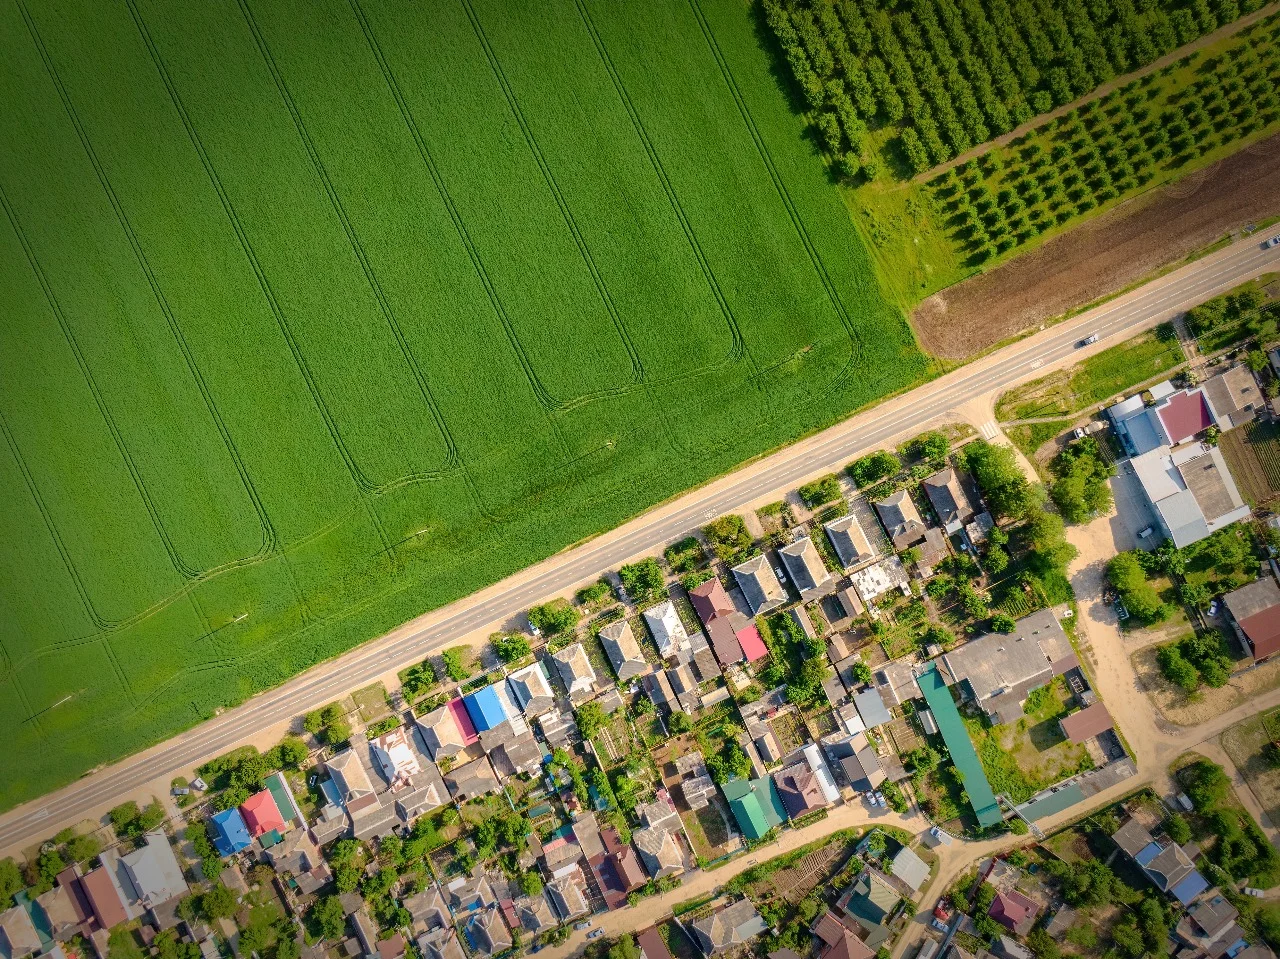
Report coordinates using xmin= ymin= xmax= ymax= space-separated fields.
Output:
xmin=637 ymin=927 xmax=673 ymax=959
xmin=1112 ymin=818 xmax=1156 ymax=858
xmin=889 ymin=846 xmax=929 ymax=892
xmin=824 ymin=514 xmax=873 ymax=570
xmin=705 ymin=616 xmax=745 ymax=667
xmin=853 ymin=689 xmax=892 ymax=729
xmin=643 ymin=601 xmax=688 ymax=658
xmin=515 ymin=894 xmax=556 ymax=934
xmin=547 ymin=869 xmax=589 ymax=921
xmin=241 ymin=790 xmax=286 ymax=838
xmin=80 ymin=866 xmax=129 ymax=931
xmin=1060 ymin=702 xmax=1113 ymax=742
xmin=722 ymin=777 xmax=788 ymax=839
xmin=780 ymin=537 xmax=832 ymax=596
xmin=1203 ymin=365 xmax=1260 ymax=428
xmin=1225 ymin=577 xmax=1280 ymax=660
xmin=732 ymin=554 xmax=785 ymax=615
xmin=463 ymin=685 xmax=510 ymax=732
xmin=122 ymin=832 xmax=189 ymax=907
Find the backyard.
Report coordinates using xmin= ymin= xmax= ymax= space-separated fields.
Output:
xmin=1221 ymin=708 xmax=1280 ymax=829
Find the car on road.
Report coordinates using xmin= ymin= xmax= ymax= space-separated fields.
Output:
xmin=930 ymin=825 xmax=953 ymax=845
xmin=1078 ymin=332 xmax=1100 ymax=347
xmin=1264 ymin=234 xmax=1280 ymax=249
xmin=588 ymin=930 xmax=605 ymax=940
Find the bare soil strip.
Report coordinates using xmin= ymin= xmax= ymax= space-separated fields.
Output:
xmin=913 ymin=135 xmax=1280 ymax=360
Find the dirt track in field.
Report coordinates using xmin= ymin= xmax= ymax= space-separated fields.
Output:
xmin=913 ymin=133 xmax=1280 ymax=360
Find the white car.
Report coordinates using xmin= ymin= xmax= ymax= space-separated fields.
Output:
xmin=1245 ymin=887 xmax=1266 ymax=898
xmin=588 ymin=930 xmax=605 ymax=940
xmin=574 ymin=922 xmax=592 ymax=932
xmin=1264 ymin=234 xmax=1280 ymax=249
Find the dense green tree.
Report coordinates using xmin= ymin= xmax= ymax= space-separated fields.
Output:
xmin=310 ymin=896 xmax=347 ymax=942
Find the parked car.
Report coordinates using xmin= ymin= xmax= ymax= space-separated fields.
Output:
xmin=1264 ymin=234 xmax=1280 ymax=249
xmin=588 ymin=930 xmax=605 ymax=940
xmin=191 ymin=777 xmax=208 ymax=791
xmin=574 ymin=922 xmax=592 ymax=932
xmin=1208 ymin=600 xmax=1220 ymax=617
xmin=930 ymin=825 xmax=953 ymax=845
xmin=1245 ymin=887 xmax=1266 ymax=898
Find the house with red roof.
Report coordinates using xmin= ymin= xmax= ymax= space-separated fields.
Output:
xmin=989 ymin=890 xmax=1040 ymax=937
xmin=240 ymin=789 xmax=286 ymax=838
xmin=1224 ymin=575 xmax=1280 ymax=662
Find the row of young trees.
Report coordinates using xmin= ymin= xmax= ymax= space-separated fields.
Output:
xmin=930 ymin=22 xmax=1280 ymax=263
xmin=762 ymin=0 xmax=1260 ymax=179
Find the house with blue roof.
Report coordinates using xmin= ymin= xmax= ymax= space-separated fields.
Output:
xmin=210 ymin=808 xmax=252 ymax=856
xmin=463 ymin=685 xmax=509 ymax=733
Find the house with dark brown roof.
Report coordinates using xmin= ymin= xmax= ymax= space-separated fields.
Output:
xmin=874 ymin=490 xmax=927 ymax=550
xmin=690 ymin=578 xmax=746 ymax=666
xmin=1059 ymin=702 xmax=1113 ymax=743
xmin=923 ymin=469 xmax=975 ymax=534
xmin=637 ymin=927 xmax=673 ymax=959
xmin=811 ymin=911 xmax=874 ymax=959
xmin=1224 ymin=575 xmax=1280 ymax=662
xmin=773 ymin=759 xmax=828 ymax=819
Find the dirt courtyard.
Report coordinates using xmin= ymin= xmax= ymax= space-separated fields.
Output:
xmin=914 ymin=133 xmax=1280 ymax=360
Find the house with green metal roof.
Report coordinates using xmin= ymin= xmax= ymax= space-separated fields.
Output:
xmin=722 ymin=777 xmax=787 ymax=840
xmin=916 ymin=665 xmax=1002 ymax=827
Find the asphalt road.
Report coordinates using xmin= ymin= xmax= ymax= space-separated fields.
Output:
xmin=2 ymin=235 xmax=1277 ymax=854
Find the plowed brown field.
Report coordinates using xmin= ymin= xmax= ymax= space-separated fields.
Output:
xmin=913 ymin=134 xmax=1280 ymax=360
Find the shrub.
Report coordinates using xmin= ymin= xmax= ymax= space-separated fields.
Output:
xmin=798 ymin=473 xmax=842 ymax=509
xmin=847 ymin=450 xmax=900 ymax=487
xmin=1108 ymin=552 xmax=1169 ymax=625
xmin=703 ymin=515 xmax=753 ymax=563
xmin=527 ymin=601 xmax=579 ymax=638
xmin=490 ymin=633 xmax=531 ymax=664
xmin=619 ymin=558 xmax=666 ymax=604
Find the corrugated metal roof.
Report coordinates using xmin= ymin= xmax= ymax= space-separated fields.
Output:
xmin=916 ymin=666 xmax=1002 ymax=827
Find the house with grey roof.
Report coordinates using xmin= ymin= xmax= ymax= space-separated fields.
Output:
xmin=402 ymin=886 xmax=449 ymax=934
xmin=547 ymin=866 xmax=589 ymax=922
xmin=853 ymin=689 xmax=892 ymax=729
xmin=923 ymin=469 xmax=975 ymax=534
xmin=491 ymin=732 xmax=543 ymax=778
xmin=514 ymin=893 xmax=557 ymax=935
xmin=643 ymin=601 xmax=689 ymax=659
xmin=120 ymin=832 xmax=189 ymax=910
xmin=1129 ymin=442 xmax=1250 ymax=549
xmin=552 ymin=643 xmax=598 ymax=700
xmin=418 ymin=927 xmax=465 ymax=959
xmin=780 ymin=536 xmax=833 ymax=600
xmin=889 ymin=845 xmax=930 ymax=894
xmin=732 ymin=554 xmax=786 ymax=615
xmin=824 ymin=514 xmax=874 ymax=570
xmin=443 ymin=757 xmax=501 ymax=802
xmin=641 ymin=670 xmax=678 ymax=710
xmin=599 ymin=619 xmax=649 ymax=681
xmin=1202 ymin=364 xmax=1261 ymax=431
xmin=938 ymin=609 xmax=1075 ymax=725
xmin=875 ymin=490 xmax=927 ymax=551
xmin=464 ymin=906 xmax=511 ymax=957
xmin=506 ymin=662 xmax=556 ymax=715
xmin=691 ymin=900 xmax=768 ymax=955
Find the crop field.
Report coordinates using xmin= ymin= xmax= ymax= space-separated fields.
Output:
xmin=0 ymin=0 xmax=926 ymax=808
